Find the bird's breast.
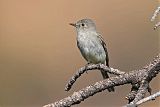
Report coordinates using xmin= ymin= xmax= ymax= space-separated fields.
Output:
xmin=77 ymin=33 xmax=106 ymax=64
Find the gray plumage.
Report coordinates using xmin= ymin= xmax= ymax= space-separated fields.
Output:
xmin=70 ymin=19 xmax=114 ymax=92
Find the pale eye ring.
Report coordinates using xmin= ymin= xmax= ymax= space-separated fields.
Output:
xmin=81 ymin=23 xmax=85 ymax=26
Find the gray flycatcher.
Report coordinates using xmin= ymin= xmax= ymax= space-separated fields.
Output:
xmin=70 ymin=19 xmax=114 ymax=92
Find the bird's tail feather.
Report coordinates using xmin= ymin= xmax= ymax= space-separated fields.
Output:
xmin=100 ymin=69 xmax=115 ymax=92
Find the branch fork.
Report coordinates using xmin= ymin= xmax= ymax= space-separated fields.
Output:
xmin=44 ymin=54 xmax=160 ymax=107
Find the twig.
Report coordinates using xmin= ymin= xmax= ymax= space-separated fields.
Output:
xmin=151 ymin=6 xmax=160 ymax=30
xmin=154 ymin=22 xmax=160 ymax=30
xmin=151 ymin=6 xmax=160 ymax=21
xmin=124 ymin=91 xmax=160 ymax=107
xmin=136 ymin=91 xmax=160 ymax=106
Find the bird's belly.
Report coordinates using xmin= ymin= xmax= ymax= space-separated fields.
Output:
xmin=78 ymin=39 xmax=106 ymax=64
xmin=86 ymin=51 xmax=106 ymax=64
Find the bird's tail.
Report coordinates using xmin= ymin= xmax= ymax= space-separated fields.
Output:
xmin=100 ymin=69 xmax=115 ymax=92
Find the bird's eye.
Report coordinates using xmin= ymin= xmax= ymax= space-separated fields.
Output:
xmin=81 ymin=23 xmax=85 ymax=26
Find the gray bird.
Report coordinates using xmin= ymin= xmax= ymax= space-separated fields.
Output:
xmin=70 ymin=19 xmax=114 ymax=92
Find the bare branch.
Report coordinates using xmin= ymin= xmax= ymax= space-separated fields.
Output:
xmin=151 ymin=6 xmax=160 ymax=21
xmin=124 ymin=91 xmax=160 ymax=107
xmin=65 ymin=64 xmax=125 ymax=91
xmin=151 ymin=7 xmax=160 ymax=30
xmin=130 ymin=80 xmax=149 ymax=103
xmin=44 ymin=74 xmax=131 ymax=107
xmin=154 ymin=22 xmax=160 ymax=30
xmin=43 ymin=54 xmax=160 ymax=107
xmin=126 ymin=84 xmax=139 ymax=102
xmin=136 ymin=91 xmax=160 ymax=106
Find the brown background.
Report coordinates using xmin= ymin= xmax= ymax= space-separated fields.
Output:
xmin=0 ymin=0 xmax=159 ymax=107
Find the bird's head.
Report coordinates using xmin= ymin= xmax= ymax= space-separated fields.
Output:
xmin=69 ymin=19 xmax=96 ymax=32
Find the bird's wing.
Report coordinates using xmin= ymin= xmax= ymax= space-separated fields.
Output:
xmin=97 ymin=33 xmax=109 ymax=66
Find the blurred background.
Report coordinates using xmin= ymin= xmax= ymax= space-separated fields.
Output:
xmin=0 ymin=0 xmax=159 ymax=107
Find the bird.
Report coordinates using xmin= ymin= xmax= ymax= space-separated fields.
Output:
xmin=69 ymin=19 xmax=114 ymax=92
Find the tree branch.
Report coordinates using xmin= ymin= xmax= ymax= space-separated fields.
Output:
xmin=65 ymin=64 xmax=125 ymax=91
xmin=151 ymin=6 xmax=160 ymax=22
xmin=154 ymin=22 xmax=160 ymax=30
xmin=126 ymin=83 xmax=139 ymax=102
xmin=43 ymin=54 xmax=160 ymax=107
xmin=124 ymin=91 xmax=160 ymax=107
xmin=136 ymin=91 xmax=160 ymax=106
xmin=44 ymin=73 xmax=131 ymax=107
xmin=151 ymin=6 xmax=160 ymax=29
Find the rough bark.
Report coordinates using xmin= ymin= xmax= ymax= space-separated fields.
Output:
xmin=43 ymin=54 xmax=160 ymax=107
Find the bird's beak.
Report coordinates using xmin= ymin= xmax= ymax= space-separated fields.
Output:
xmin=69 ymin=23 xmax=76 ymax=27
